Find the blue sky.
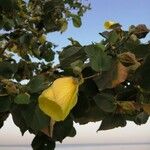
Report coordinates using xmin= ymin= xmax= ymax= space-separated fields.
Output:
xmin=0 ymin=0 xmax=150 ymax=146
xmin=48 ymin=0 xmax=150 ymax=50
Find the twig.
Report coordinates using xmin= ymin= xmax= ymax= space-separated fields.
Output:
xmin=0 ymin=42 xmax=12 ymax=56
xmin=114 ymin=33 xmax=132 ymax=51
xmin=84 ymin=72 xmax=101 ymax=80
xmin=49 ymin=119 xmax=55 ymax=138
xmin=99 ymin=32 xmax=108 ymax=40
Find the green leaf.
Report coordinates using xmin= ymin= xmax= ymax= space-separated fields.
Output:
xmin=94 ymin=93 xmax=117 ymax=112
xmin=68 ymin=38 xmax=81 ymax=46
xmin=19 ymin=33 xmax=33 ymax=50
xmin=41 ymin=0 xmax=64 ymax=32
xmin=0 ymin=96 xmax=11 ymax=112
xmin=11 ymin=104 xmax=28 ymax=135
xmin=84 ymin=44 xmax=113 ymax=71
xmin=0 ymin=0 xmax=18 ymax=10
xmin=124 ymin=43 xmax=150 ymax=58
xmin=3 ymin=17 xmax=15 ymax=30
xmin=73 ymin=92 xmax=105 ymax=125
xmin=32 ymin=133 xmax=55 ymax=150
xmin=21 ymin=103 xmax=49 ymax=131
xmin=27 ymin=76 xmax=47 ymax=93
xmin=53 ymin=116 xmax=75 ymax=142
xmin=14 ymin=60 xmax=37 ymax=81
xmin=80 ymin=78 xmax=99 ymax=97
xmin=72 ymin=92 xmax=90 ymax=119
xmin=60 ymin=19 xmax=68 ymax=33
xmin=40 ymin=49 xmax=55 ymax=62
xmin=138 ymin=93 xmax=150 ymax=103
xmin=59 ymin=45 xmax=86 ymax=68
xmin=72 ymin=15 xmax=82 ymax=27
xmin=134 ymin=112 xmax=149 ymax=125
xmin=0 ymin=61 xmax=17 ymax=78
xmin=115 ymin=84 xmax=137 ymax=101
xmin=39 ymin=43 xmax=55 ymax=62
xmin=108 ymin=31 xmax=119 ymax=44
xmin=0 ymin=16 xmax=4 ymax=29
xmin=82 ymin=66 xmax=96 ymax=78
xmin=94 ymin=60 xmax=128 ymax=90
xmin=68 ymin=127 xmax=76 ymax=137
xmin=98 ymin=114 xmax=126 ymax=131
xmin=71 ymin=60 xmax=84 ymax=74
xmin=0 ymin=112 xmax=9 ymax=129
xmin=14 ymin=93 xmax=30 ymax=104
xmin=135 ymin=54 xmax=150 ymax=91
xmin=74 ymin=105 xmax=105 ymax=125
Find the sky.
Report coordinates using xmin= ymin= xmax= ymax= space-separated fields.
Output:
xmin=0 ymin=0 xmax=150 ymax=146
xmin=48 ymin=0 xmax=150 ymax=49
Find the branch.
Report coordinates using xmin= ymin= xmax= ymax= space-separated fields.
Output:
xmin=84 ymin=72 xmax=101 ymax=80
xmin=0 ymin=42 xmax=12 ymax=56
xmin=99 ymin=32 xmax=108 ymax=40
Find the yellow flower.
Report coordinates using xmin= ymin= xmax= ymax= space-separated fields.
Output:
xmin=38 ymin=77 xmax=79 ymax=121
xmin=104 ymin=21 xmax=117 ymax=30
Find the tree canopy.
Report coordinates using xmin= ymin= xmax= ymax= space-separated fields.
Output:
xmin=0 ymin=0 xmax=150 ymax=149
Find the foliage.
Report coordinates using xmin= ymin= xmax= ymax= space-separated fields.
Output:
xmin=0 ymin=0 xmax=150 ymax=149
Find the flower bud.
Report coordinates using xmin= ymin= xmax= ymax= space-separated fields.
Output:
xmin=104 ymin=21 xmax=117 ymax=30
xmin=38 ymin=77 xmax=79 ymax=121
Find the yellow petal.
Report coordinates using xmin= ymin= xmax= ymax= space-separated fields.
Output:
xmin=38 ymin=87 xmax=63 ymax=120
xmin=104 ymin=21 xmax=117 ymax=30
xmin=38 ymin=77 xmax=79 ymax=121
